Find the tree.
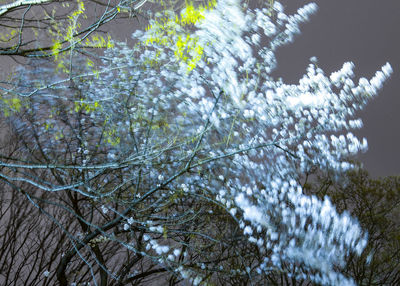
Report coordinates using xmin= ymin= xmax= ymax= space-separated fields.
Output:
xmin=0 ymin=0 xmax=150 ymax=57
xmin=265 ymin=165 xmax=400 ymax=286
xmin=0 ymin=0 xmax=393 ymax=285
xmin=310 ymin=168 xmax=400 ymax=285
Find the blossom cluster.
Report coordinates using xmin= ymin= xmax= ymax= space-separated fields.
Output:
xmin=85 ymin=0 xmax=392 ymax=284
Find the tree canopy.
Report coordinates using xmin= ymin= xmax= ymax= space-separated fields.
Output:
xmin=0 ymin=0 xmax=393 ymax=285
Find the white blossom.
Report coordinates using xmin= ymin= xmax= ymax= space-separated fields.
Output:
xmin=101 ymin=205 xmax=108 ymax=214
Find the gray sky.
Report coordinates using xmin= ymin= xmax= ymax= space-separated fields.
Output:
xmin=275 ymin=0 xmax=400 ymax=177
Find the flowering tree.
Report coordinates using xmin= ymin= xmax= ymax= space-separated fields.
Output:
xmin=0 ymin=0 xmax=393 ymax=285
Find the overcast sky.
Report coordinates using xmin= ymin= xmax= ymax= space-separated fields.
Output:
xmin=274 ymin=0 xmax=400 ymax=177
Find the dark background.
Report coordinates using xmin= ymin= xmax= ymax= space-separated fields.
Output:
xmin=275 ymin=0 xmax=400 ymax=177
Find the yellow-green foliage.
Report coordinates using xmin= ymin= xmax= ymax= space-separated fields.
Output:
xmin=74 ymin=99 xmax=101 ymax=113
xmin=105 ymin=128 xmax=121 ymax=146
xmin=268 ymin=0 xmax=275 ymax=16
xmin=0 ymin=29 xmax=17 ymax=44
xmin=143 ymin=0 xmax=216 ymax=72
xmin=47 ymin=0 xmax=113 ymax=74
xmin=0 ymin=96 xmax=22 ymax=116
xmin=102 ymin=118 xmax=120 ymax=146
xmin=85 ymin=34 xmax=114 ymax=49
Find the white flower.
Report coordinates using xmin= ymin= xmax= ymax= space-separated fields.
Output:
xmin=173 ymin=249 xmax=181 ymax=256
xmin=101 ymin=205 xmax=108 ymax=214
xmin=251 ymin=33 xmax=260 ymax=45
xmin=382 ymin=62 xmax=393 ymax=77
xmin=107 ymin=152 xmax=116 ymax=160
xmin=243 ymin=225 xmax=253 ymax=235
xmin=193 ymin=276 xmax=202 ymax=286
xmin=43 ymin=270 xmax=50 ymax=277
xmin=155 ymin=245 xmax=169 ymax=255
